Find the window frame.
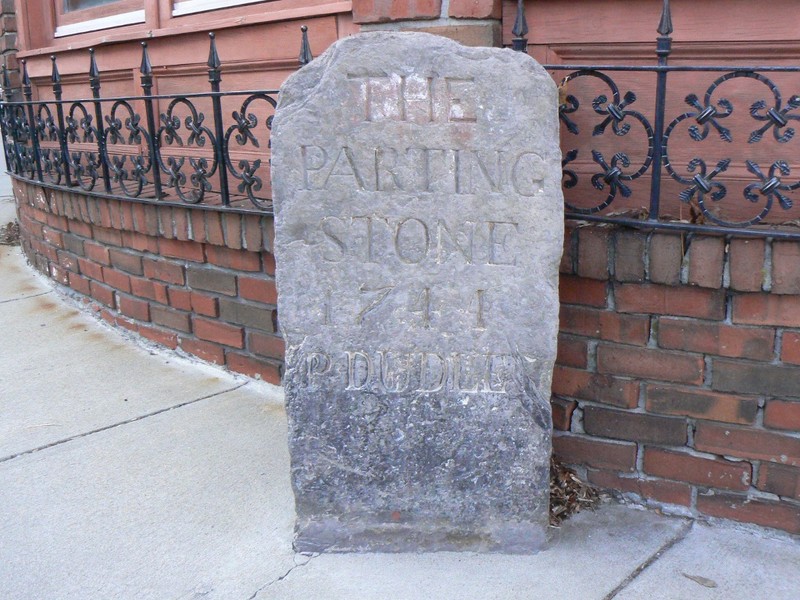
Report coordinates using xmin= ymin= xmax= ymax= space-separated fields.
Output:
xmin=54 ymin=0 xmax=145 ymax=38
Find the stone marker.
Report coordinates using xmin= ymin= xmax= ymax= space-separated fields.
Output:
xmin=272 ymin=31 xmax=563 ymax=553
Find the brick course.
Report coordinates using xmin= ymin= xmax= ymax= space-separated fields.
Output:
xmin=596 ymin=344 xmax=705 ymax=385
xmin=16 ymin=182 xmax=284 ymax=394
xmin=645 ymin=385 xmax=758 ymax=425
xmin=757 ymin=463 xmax=800 ymax=500
xmin=686 ymin=236 xmax=725 ymax=288
xmin=658 ymin=318 xmax=775 ymax=360
xmin=616 ymin=283 xmax=725 ymax=320
xmin=583 ymin=407 xmax=687 ymax=446
xmin=553 ymin=434 xmax=637 ymax=472
xmin=642 ymin=447 xmax=751 ymax=491
xmin=352 ymin=0 xmax=441 ymax=23
xmin=449 ymin=0 xmax=501 ymax=19
xmin=696 ymin=493 xmax=800 ymax=535
xmin=552 ymin=366 xmax=639 ymax=408
xmin=587 ymin=470 xmax=692 ymax=506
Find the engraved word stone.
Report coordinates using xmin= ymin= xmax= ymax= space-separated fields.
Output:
xmin=272 ymin=31 xmax=563 ymax=553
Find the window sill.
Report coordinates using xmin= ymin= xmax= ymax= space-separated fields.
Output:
xmin=55 ymin=9 xmax=146 ymax=38
xmin=172 ymin=0 xmax=266 ymax=17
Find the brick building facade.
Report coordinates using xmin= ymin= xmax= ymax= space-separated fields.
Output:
xmin=6 ymin=0 xmax=800 ymax=535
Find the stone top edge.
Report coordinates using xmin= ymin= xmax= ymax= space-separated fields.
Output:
xmin=274 ymin=30 xmax=554 ymax=119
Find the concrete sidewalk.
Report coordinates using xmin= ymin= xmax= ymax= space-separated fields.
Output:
xmin=1 ymin=195 xmax=798 ymax=599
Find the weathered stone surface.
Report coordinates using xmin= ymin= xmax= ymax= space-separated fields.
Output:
xmin=272 ymin=31 xmax=563 ymax=553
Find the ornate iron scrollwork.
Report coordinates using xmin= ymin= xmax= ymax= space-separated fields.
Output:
xmin=0 ymin=29 xmax=298 ymax=213
xmin=224 ymin=93 xmax=277 ymax=210
xmin=664 ymin=71 xmax=800 ymax=227
xmin=157 ymin=98 xmax=218 ymax=204
xmin=65 ymin=102 xmax=101 ymax=191
xmin=35 ymin=103 xmax=65 ymax=184
xmin=557 ymin=70 xmax=654 ymax=215
xmin=103 ymin=100 xmax=155 ymax=198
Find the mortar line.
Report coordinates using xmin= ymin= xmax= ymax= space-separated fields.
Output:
xmin=0 ymin=290 xmax=52 ymax=304
xmin=603 ymin=519 xmax=694 ymax=600
xmin=0 ymin=382 xmax=248 ymax=464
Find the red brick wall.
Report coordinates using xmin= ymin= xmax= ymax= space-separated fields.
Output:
xmin=352 ymin=0 xmax=501 ymax=23
xmin=13 ymin=178 xmax=800 ymax=535
xmin=14 ymin=180 xmax=282 ymax=385
xmin=352 ymin=0 xmax=443 ymax=23
xmin=353 ymin=0 xmax=502 ymax=47
xmin=555 ymin=222 xmax=800 ymax=535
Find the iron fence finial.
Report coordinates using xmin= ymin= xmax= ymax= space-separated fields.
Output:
xmin=89 ymin=48 xmax=99 ymax=80
xmin=88 ymin=47 xmax=102 ymax=95
xmin=140 ymin=42 xmax=153 ymax=76
xmin=50 ymin=55 xmax=61 ymax=85
xmin=299 ymin=25 xmax=313 ymax=65
xmin=21 ymin=59 xmax=30 ymax=94
xmin=208 ymin=32 xmax=221 ymax=70
xmin=511 ymin=0 xmax=529 ymax=52
xmin=658 ymin=0 xmax=673 ymax=36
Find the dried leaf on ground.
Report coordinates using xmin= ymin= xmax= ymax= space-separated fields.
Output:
xmin=0 ymin=221 xmax=20 ymax=246
xmin=682 ymin=573 xmax=718 ymax=588
xmin=550 ymin=457 xmax=601 ymax=527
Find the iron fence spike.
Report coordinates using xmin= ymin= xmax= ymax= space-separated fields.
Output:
xmin=512 ymin=0 xmax=529 ymax=39
xmin=658 ymin=0 xmax=673 ymax=36
xmin=21 ymin=59 xmax=30 ymax=89
xmin=89 ymin=48 xmax=100 ymax=80
xmin=299 ymin=25 xmax=313 ymax=65
xmin=208 ymin=32 xmax=222 ymax=70
xmin=140 ymin=42 xmax=153 ymax=76
xmin=511 ymin=0 xmax=529 ymax=51
xmin=50 ymin=55 xmax=61 ymax=84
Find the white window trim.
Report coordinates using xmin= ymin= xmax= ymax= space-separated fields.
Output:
xmin=55 ymin=9 xmax=146 ymax=37
xmin=172 ymin=0 xmax=266 ymax=17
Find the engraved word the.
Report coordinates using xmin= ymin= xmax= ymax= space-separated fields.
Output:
xmin=347 ymin=73 xmax=477 ymax=123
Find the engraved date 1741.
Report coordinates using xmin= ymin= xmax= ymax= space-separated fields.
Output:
xmin=322 ymin=286 xmax=488 ymax=330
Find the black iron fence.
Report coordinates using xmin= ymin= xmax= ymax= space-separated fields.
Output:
xmin=0 ymin=29 xmax=301 ymax=213
xmin=514 ymin=0 xmax=800 ymax=239
xmin=4 ymin=2 xmax=800 ymax=238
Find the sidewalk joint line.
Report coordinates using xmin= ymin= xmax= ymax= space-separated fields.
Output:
xmin=0 ymin=382 xmax=248 ymax=464
xmin=0 ymin=290 xmax=52 ymax=304
xmin=603 ymin=519 xmax=694 ymax=600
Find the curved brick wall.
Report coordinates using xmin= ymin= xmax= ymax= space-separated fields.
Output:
xmin=14 ymin=179 xmax=282 ymax=385
xmin=13 ymin=178 xmax=800 ymax=535
xmin=555 ymin=223 xmax=800 ymax=535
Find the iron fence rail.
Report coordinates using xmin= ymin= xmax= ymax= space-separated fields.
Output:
xmin=4 ymin=3 xmax=800 ymax=239
xmin=0 ymin=30 xmax=295 ymax=214
xmin=544 ymin=62 xmax=800 ymax=239
xmin=510 ymin=0 xmax=800 ymax=239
